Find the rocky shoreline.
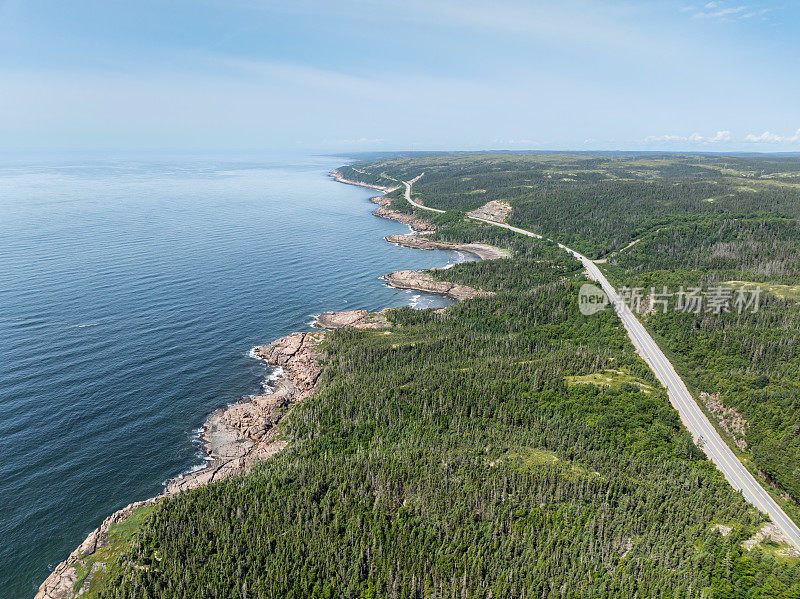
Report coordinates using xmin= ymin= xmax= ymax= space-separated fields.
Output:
xmin=330 ymin=169 xmax=400 ymax=193
xmin=369 ymin=194 xmax=437 ymax=233
xmin=383 ymin=270 xmax=494 ymax=301
xmin=37 ymin=172 xmax=507 ymax=599
xmin=36 ymin=332 xmax=324 ymax=599
xmin=315 ymin=309 xmax=391 ymax=329
xmin=384 ymin=234 xmax=509 ymax=261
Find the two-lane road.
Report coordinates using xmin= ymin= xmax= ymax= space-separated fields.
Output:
xmin=403 ymin=177 xmax=800 ymax=551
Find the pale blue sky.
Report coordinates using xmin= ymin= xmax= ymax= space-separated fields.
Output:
xmin=1 ymin=0 xmax=798 ymax=152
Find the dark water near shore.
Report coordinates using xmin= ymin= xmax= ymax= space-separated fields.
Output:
xmin=0 ymin=154 xmax=475 ymax=598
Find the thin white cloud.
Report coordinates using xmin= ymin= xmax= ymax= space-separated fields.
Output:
xmin=744 ymin=128 xmax=800 ymax=143
xmin=650 ymin=128 xmax=800 ymax=146
xmin=644 ymin=130 xmax=731 ymax=143
xmin=684 ymin=1 xmax=769 ymax=21
xmin=490 ymin=138 xmax=542 ymax=146
xmin=699 ymin=6 xmax=748 ymax=19
xmin=333 ymin=137 xmax=386 ymax=145
xmin=644 ymin=134 xmax=689 ymax=142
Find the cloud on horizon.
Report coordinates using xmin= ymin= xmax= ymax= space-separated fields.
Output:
xmin=644 ymin=130 xmax=732 ymax=144
xmin=744 ymin=128 xmax=800 ymax=144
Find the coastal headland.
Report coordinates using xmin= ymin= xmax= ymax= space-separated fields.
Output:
xmin=36 ymin=168 xmax=506 ymax=598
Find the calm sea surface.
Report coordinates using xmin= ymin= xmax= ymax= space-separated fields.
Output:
xmin=0 ymin=154 xmax=474 ymax=597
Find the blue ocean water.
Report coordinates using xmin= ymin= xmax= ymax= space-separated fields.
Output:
xmin=0 ymin=154 xmax=474 ymax=598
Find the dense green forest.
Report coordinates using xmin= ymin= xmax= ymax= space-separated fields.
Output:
xmin=353 ymin=153 xmax=800 ymax=259
xmin=336 ymin=165 xmax=400 ymax=189
xmin=612 ymin=227 xmax=800 ymax=508
xmin=351 ymin=152 xmax=800 ymax=513
xmin=90 ymin=153 xmax=800 ymax=598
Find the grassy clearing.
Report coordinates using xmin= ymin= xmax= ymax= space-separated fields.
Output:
xmin=566 ymin=369 xmax=654 ymax=394
xmin=499 ymin=447 xmax=601 ymax=481
xmin=745 ymin=530 xmax=800 ymax=564
xmin=759 ymin=540 xmax=800 ymax=564
xmin=725 ymin=280 xmax=800 ymax=302
xmin=72 ymin=504 xmax=156 ymax=597
xmin=699 ymin=164 xmax=761 ymax=178
xmin=499 ymin=446 xmax=559 ymax=469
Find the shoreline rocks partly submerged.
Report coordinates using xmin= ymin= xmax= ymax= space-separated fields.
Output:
xmin=315 ymin=309 xmax=391 ymax=330
xmin=383 ymin=270 xmax=494 ymax=301
xmin=36 ymin=332 xmax=324 ymax=599
xmin=163 ymin=332 xmax=325 ymax=494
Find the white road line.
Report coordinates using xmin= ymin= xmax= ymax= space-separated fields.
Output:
xmin=403 ymin=175 xmax=800 ymax=550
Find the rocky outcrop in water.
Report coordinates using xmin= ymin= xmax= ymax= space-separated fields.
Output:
xmin=383 ymin=270 xmax=494 ymax=301
xmin=164 ymin=333 xmax=324 ymax=495
xmin=252 ymin=332 xmax=323 ymax=396
xmin=315 ymin=309 xmax=391 ymax=329
xmin=329 ymin=170 xmax=430 ymax=231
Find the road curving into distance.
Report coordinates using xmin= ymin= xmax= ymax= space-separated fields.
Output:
xmin=402 ymin=176 xmax=800 ymax=551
